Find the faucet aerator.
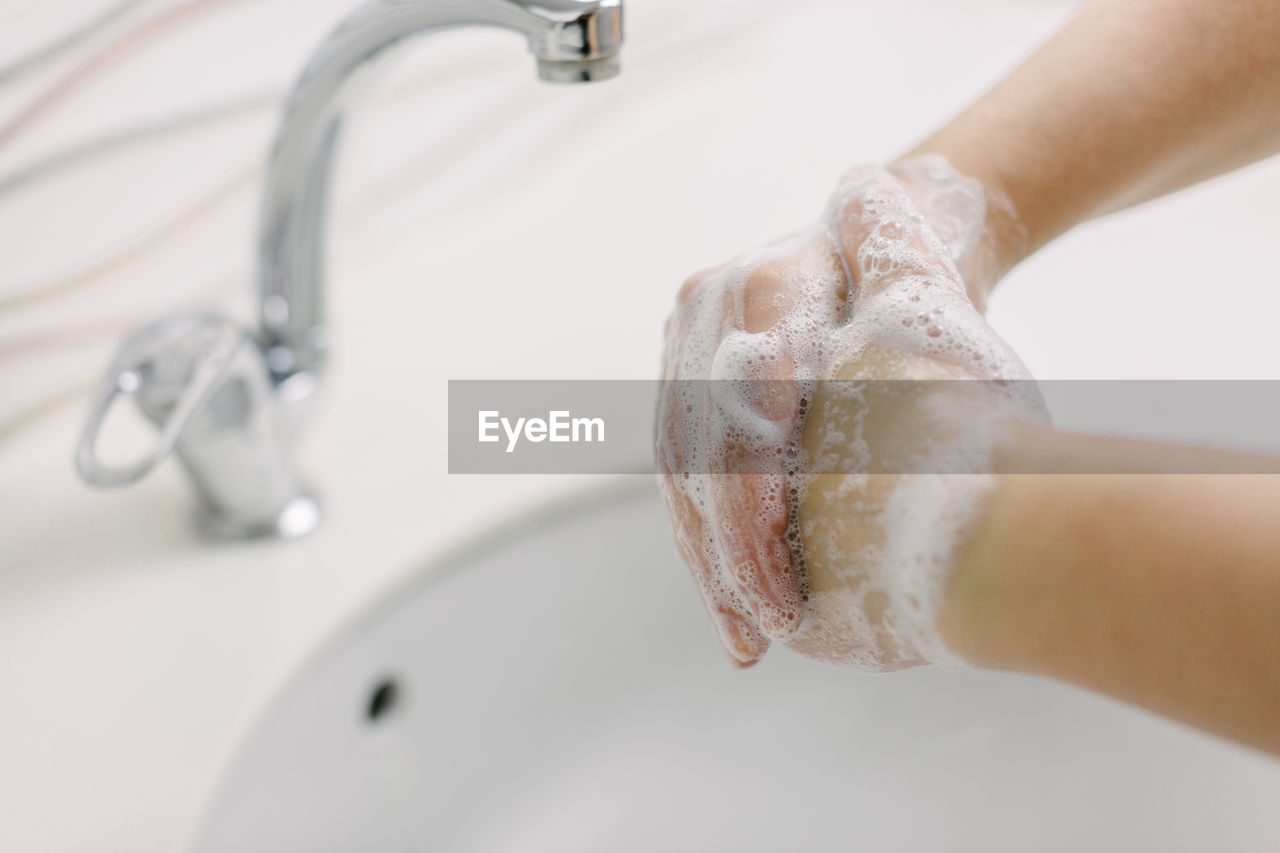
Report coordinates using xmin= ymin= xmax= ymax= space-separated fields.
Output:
xmin=537 ymin=56 xmax=621 ymax=84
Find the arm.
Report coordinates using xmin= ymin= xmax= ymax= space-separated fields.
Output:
xmin=660 ymin=0 xmax=1280 ymax=676
xmin=941 ymin=422 xmax=1280 ymax=756
xmin=903 ymin=0 xmax=1280 ymax=289
xmin=889 ymin=0 xmax=1280 ymax=751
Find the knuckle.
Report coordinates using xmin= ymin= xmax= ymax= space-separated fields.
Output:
xmin=742 ymin=264 xmax=780 ymax=303
xmin=677 ymin=273 xmax=703 ymax=302
xmin=678 ymin=265 xmax=719 ymax=302
xmin=740 ymin=263 xmax=792 ymax=332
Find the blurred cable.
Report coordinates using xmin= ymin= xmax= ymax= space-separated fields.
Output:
xmin=0 ymin=91 xmax=275 ymax=198
xmin=0 ymin=0 xmax=151 ymax=88
xmin=0 ymin=65 xmax=501 ymax=314
xmin=0 ymin=0 xmax=242 ymax=152
xmin=0 ymin=161 xmax=257 ymax=314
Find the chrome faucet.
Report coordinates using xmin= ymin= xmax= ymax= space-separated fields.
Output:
xmin=76 ymin=0 xmax=624 ymax=539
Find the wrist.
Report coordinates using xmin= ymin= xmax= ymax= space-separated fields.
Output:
xmin=885 ymin=154 xmax=1024 ymax=311
xmin=888 ymin=154 xmax=1029 ymax=310
xmin=936 ymin=418 xmax=1061 ymax=671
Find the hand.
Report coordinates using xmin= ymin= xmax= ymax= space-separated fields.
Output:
xmin=656 ymin=229 xmax=847 ymax=665
xmin=788 ymin=167 xmax=1043 ymax=670
xmin=657 ymin=161 xmax=1035 ymax=667
xmin=889 ymin=154 xmax=1026 ymax=312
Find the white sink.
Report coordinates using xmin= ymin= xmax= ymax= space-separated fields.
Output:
xmin=196 ymin=480 xmax=1280 ymax=852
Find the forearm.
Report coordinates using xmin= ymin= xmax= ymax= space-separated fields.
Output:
xmin=900 ymin=0 xmax=1280 ymax=276
xmin=941 ymin=422 xmax=1280 ymax=755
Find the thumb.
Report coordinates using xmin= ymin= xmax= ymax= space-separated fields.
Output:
xmin=827 ymin=166 xmax=967 ymax=305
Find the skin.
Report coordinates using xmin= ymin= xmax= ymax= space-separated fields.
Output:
xmin=907 ymin=0 xmax=1280 ymax=287
xmin=662 ymin=0 xmax=1280 ymax=752
xmin=941 ymin=425 xmax=1280 ymax=756
xmin=787 ymin=171 xmax=1041 ymax=670
xmin=912 ymin=0 xmax=1280 ymax=752
xmin=658 ymin=166 xmax=1019 ymax=666
xmin=659 ymin=231 xmax=848 ymax=664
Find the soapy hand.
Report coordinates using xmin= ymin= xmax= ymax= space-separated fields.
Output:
xmin=786 ymin=168 xmax=1042 ymax=670
xmin=657 ymin=161 xmax=1040 ymax=668
xmin=889 ymin=154 xmax=1024 ymax=313
xmin=656 ymin=229 xmax=847 ymax=665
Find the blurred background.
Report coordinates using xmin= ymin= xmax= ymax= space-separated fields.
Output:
xmin=6 ymin=0 xmax=1280 ymax=441
xmin=3 ymin=1 xmax=1279 ymax=851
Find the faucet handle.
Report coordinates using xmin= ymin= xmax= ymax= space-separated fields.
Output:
xmin=76 ymin=312 xmax=247 ymax=488
xmin=77 ymin=311 xmax=319 ymax=539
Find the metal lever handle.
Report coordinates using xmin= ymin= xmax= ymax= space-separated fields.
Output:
xmin=75 ymin=313 xmax=248 ymax=488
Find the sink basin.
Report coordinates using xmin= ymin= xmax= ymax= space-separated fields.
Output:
xmin=196 ymin=480 xmax=1280 ymax=851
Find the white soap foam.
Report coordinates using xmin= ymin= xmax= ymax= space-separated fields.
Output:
xmin=891 ymin=153 xmax=1025 ymax=311
xmin=659 ymin=232 xmax=845 ymax=645
xmin=658 ymin=159 xmax=1043 ymax=670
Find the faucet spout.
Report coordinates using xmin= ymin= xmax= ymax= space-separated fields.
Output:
xmin=258 ymin=0 xmax=623 ymax=393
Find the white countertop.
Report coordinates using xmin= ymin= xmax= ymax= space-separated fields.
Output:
xmin=3 ymin=1 xmax=1279 ymax=850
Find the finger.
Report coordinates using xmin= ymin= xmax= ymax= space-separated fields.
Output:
xmin=658 ymin=355 xmax=771 ymax=664
xmin=703 ymin=583 xmax=771 ymax=665
xmin=739 ymin=233 xmax=846 ymax=334
xmin=666 ymin=482 xmax=771 ymax=664
xmin=707 ymin=322 xmax=808 ymax=640
xmin=710 ymin=469 xmax=803 ymax=640
xmin=706 ymin=362 xmax=805 ymax=642
xmin=702 ymin=240 xmax=846 ymax=641
xmin=829 ymin=167 xmax=964 ymax=302
xmin=660 ymin=237 xmax=843 ymax=660
xmin=676 ymin=261 xmax=728 ymax=304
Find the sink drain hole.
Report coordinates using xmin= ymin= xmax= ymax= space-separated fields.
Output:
xmin=366 ymin=677 xmax=401 ymax=724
